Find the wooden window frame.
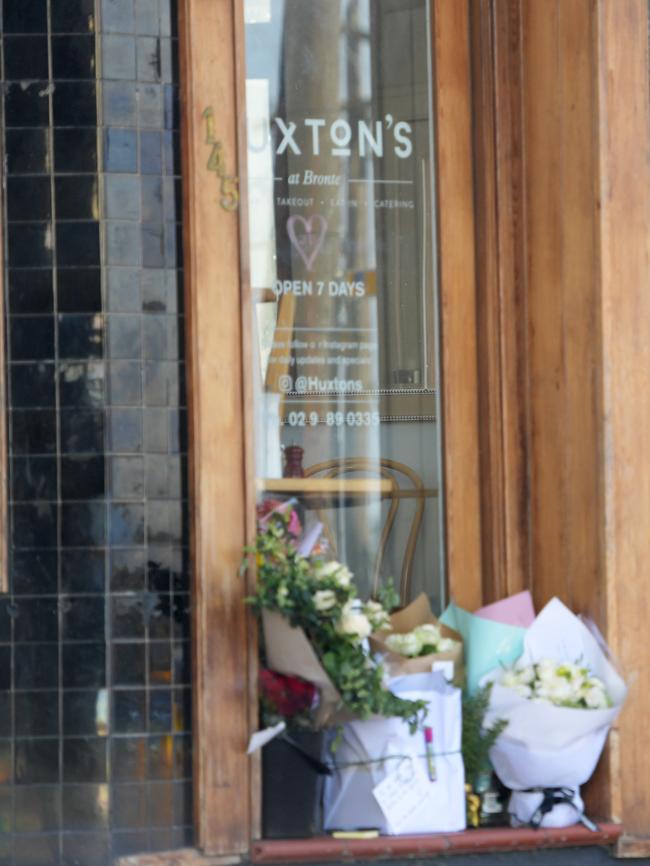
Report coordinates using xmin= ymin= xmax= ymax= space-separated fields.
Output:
xmin=178 ymin=0 xmax=650 ymax=858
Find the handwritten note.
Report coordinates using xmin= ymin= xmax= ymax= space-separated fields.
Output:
xmin=372 ymin=759 xmax=434 ymax=833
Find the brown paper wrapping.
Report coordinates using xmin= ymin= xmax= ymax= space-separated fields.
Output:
xmin=262 ymin=609 xmax=351 ymax=727
xmin=369 ymin=593 xmax=465 ymax=687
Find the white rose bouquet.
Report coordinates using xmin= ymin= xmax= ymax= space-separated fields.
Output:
xmin=484 ymin=598 xmax=627 ymax=828
xmin=369 ymin=593 xmax=465 ymax=687
xmin=245 ymin=509 xmax=426 ymax=729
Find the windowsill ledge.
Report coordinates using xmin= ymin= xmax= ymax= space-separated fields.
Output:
xmin=250 ymin=823 xmax=622 ymax=863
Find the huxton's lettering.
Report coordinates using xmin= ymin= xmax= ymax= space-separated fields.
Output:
xmin=248 ymin=115 xmax=414 ymax=159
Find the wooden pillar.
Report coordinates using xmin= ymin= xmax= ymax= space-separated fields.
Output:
xmin=179 ymin=0 xmax=253 ymax=855
xmin=596 ymin=0 xmax=650 ymax=853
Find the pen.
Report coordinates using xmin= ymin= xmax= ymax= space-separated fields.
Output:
xmin=424 ymin=726 xmax=437 ymax=781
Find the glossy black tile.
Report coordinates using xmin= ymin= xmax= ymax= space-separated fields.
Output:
xmin=0 ymin=648 xmax=10 ymax=691
xmin=11 ymin=409 xmax=57 ymax=455
xmin=7 ymin=177 xmax=52 ymax=223
xmin=55 ymin=176 xmax=99 ymax=221
xmin=109 ymin=549 xmax=145 ymax=592
xmin=62 ymin=643 xmax=106 ymax=689
xmin=0 ymin=601 xmax=12 ymax=643
xmin=109 ymin=503 xmax=145 ymax=546
xmin=58 ymin=361 xmax=105 ymax=408
xmin=146 ymin=555 xmax=169 ymax=593
xmin=147 ymin=594 xmax=171 ymax=640
xmin=58 ymin=314 xmax=104 ymax=360
xmin=147 ymin=735 xmax=173 ymax=781
xmin=61 ymin=456 xmax=105 ymax=500
xmin=3 ymin=0 xmax=47 ymax=32
xmin=13 ymin=832 xmax=60 ymax=865
xmin=62 ymin=783 xmax=109 ymax=831
xmin=62 ymin=596 xmax=105 ymax=641
xmin=63 ymin=738 xmax=108 ymax=783
xmin=4 ymin=36 xmax=49 ymax=80
xmin=6 ymin=128 xmax=50 ymax=175
xmin=4 ymin=82 xmax=50 ymax=128
xmin=61 ymin=502 xmax=106 ymax=546
xmin=113 ymin=690 xmax=146 ymax=734
xmin=12 ymin=550 xmax=58 ymax=595
xmin=53 ymin=82 xmax=98 ymax=126
xmin=53 ymin=35 xmax=96 ymax=79
xmin=11 ymin=456 xmax=57 ymax=501
xmin=14 ymin=785 xmax=61 ymax=831
xmin=15 ymin=739 xmax=60 ymax=784
xmin=172 ymin=688 xmax=191 ymax=733
xmin=149 ymin=690 xmax=172 ymax=733
xmin=110 ymin=595 xmax=144 ymax=639
xmin=112 ymin=782 xmax=148 ymax=829
xmin=111 ymin=736 xmax=147 ymax=782
xmin=52 ymin=0 xmax=97 ymax=33
xmin=7 ymin=224 xmax=53 ymax=268
xmin=9 ymin=318 xmax=55 ymax=362
xmin=63 ymin=690 xmax=109 ymax=737
xmin=54 ymin=128 xmax=99 ymax=173
xmin=0 ymin=694 xmax=11 ymax=737
xmin=56 ymin=222 xmax=100 ymax=267
xmin=62 ymin=832 xmax=111 ymax=866
xmin=12 ymin=503 xmax=57 ymax=549
xmin=60 ymin=409 xmax=105 ymax=454
xmin=172 ymin=642 xmax=190 ymax=686
xmin=109 ymin=408 xmax=143 ymax=453
xmin=8 ymin=269 xmax=54 ymax=315
xmin=110 ymin=457 xmax=144 ymax=500
xmin=112 ymin=829 xmax=150 ymax=859
xmin=61 ymin=549 xmax=105 ymax=594
xmin=112 ymin=642 xmax=145 ymax=686
xmin=15 ymin=692 xmax=59 ymax=738
xmin=58 ymin=268 xmax=102 ymax=313
xmin=10 ymin=363 xmax=55 ymax=408
xmin=15 ymin=644 xmax=59 ymax=689
xmin=104 ymin=128 xmax=138 ymax=173
xmin=149 ymin=642 xmax=171 ymax=686
xmin=13 ymin=598 xmax=59 ymax=643
xmin=148 ymin=782 xmax=173 ymax=827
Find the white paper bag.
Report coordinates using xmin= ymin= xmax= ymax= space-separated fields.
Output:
xmin=484 ymin=598 xmax=627 ymax=827
xmin=323 ymin=672 xmax=466 ymax=834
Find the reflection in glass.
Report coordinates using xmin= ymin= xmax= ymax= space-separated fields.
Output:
xmin=246 ymin=0 xmax=445 ymax=606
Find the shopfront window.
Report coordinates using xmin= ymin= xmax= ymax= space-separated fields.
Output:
xmin=245 ymin=0 xmax=444 ymax=606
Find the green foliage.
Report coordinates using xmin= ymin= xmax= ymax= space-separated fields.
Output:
xmin=246 ymin=512 xmax=426 ymax=731
xmin=461 ymin=682 xmax=508 ymax=786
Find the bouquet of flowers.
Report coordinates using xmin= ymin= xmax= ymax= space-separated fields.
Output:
xmin=484 ymin=598 xmax=627 ymax=828
xmin=370 ymin=593 xmax=465 ymax=687
xmin=499 ymin=660 xmax=611 ymax=710
xmin=246 ymin=507 xmax=426 ymax=729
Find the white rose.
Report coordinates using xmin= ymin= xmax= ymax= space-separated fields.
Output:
xmin=276 ymin=585 xmax=289 ymax=605
xmin=315 ymin=561 xmax=353 ymax=587
xmin=385 ymin=631 xmax=422 ymax=657
xmin=584 ymin=686 xmax=608 ymax=709
xmin=313 ymin=589 xmax=337 ymax=611
xmin=437 ymin=637 xmax=457 ymax=653
xmin=501 ymin=669 xmax=520 ymax=690
xmin=513 ymin=683 xmax=533 ymax=699
xmin=517 ymin=665 xmax=536 ymax=685
xmin=414 ymin=624 xmax=441 ymax=646
xmin=337 ymin=601 xmax=372 ymax=642
xmin=364 ymin=600 xmax=391 ymax=631
xmin=536 ymin=659 xmax=558 ymax=683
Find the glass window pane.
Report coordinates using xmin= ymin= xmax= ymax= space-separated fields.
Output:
xmin=245 ymin=0 xmax=445 ymax=607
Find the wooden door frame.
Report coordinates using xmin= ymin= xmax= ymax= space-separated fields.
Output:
xmin=179 ymin=0 xmax=482 ymax=854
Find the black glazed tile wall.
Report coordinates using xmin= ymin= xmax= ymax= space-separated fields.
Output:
xmin=1 ymin=0 xmax=190 ymax=863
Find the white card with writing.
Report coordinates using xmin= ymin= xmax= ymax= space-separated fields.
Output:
xmin=246 ymin=721 xmax=286 ymax=754
xmin=372 ymin=759 xmax=433 ymax=833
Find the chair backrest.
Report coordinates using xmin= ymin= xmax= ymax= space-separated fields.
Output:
xmin=303 ymin=457 xmax=427 ymax=602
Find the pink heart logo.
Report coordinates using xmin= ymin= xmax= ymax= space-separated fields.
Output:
xmin=287 ymin=215 xmax=327 ymax=271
